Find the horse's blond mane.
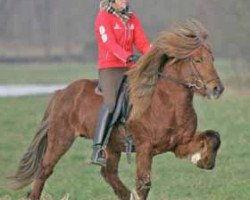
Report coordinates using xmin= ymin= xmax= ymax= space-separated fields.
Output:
xmin=127 ymin=19 xmax=209 ymax=118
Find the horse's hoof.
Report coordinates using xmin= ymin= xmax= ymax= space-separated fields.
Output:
xmin=26 ymin=191 xmax=36 ymax=200
xmin=130 ymin=190 xmax=140 ymax=200
xmin=26 ymin=191 xmax=31 ymax=198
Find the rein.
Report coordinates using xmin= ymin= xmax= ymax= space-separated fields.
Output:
xmin=157 ymin=57 xmax=219 ymax=90
xmin=157 ymin=71 xmax=194 ymax=88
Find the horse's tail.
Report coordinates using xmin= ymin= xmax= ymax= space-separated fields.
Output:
xmin=8 ymin=93 xmax=57 ymax=190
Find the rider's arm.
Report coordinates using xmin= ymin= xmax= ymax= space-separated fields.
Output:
xmin=95 ymin=12 xmax=131 ymax=62
xmin=133 ymin=14 xmax=151 ymax=54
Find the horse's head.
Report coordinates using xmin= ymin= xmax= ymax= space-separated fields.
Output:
xmin=155 ymin=20 xmax=224 ymax=99
xmin=127 ymin=19 xmax=225 ymax=118
xmin=189 ymin=130 xmax=221 ymax=170
xmin=179 ymin=45 xmax=224 ymax=99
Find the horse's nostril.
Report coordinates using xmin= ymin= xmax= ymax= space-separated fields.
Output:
xmin=213 ymin=85 xmax=223 ymax=95
xmin=213 ymin=86 xmax=219 ymax=95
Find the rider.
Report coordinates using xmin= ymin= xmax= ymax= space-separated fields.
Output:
xmin=91 ymin=0 xmax=151 ymax=166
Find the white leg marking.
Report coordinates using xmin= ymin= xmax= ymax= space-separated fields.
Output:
xmin=130 ymin=189 xmax=141 ymax=200
xmin=191 ymin=152 xmax=202 ymax=164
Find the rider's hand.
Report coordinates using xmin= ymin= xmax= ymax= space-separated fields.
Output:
xmin=126 ymin=54 xmax=140 ymax=64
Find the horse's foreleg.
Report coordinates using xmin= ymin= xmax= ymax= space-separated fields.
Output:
xmin=174 ymin=130 xmax=221 ymax=169
xmin=28 ymin=131 xmax=75 ymax=200
xmin=134 ymin=144 xmax=153 ymax=200
xmin=174 ymin=131 xmax=206 ymax=158
xmin=101 ymin=148 xmax=131 ymax=200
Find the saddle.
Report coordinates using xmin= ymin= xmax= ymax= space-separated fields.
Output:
xmin=95 ymin=76 xmax=134 ymax=163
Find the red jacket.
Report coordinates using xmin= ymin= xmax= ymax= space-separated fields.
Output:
xmin=95 ymin=10 xmax=150 ymax=69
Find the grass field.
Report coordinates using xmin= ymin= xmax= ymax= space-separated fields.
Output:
xmin=0 ymin=60 xmax=249 ymax=200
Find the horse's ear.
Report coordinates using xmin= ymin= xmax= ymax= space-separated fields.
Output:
xmin=158 ymin=54 xmax=169 ymax=73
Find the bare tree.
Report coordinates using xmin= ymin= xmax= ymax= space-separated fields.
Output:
xmin=0 ymin=0 xmax=19 ymax=40
xmin=235 ymin=0 xmax=250 ymax=59
xmin=0 ymin=0 xmax=250 ymax=61
xmin=32 ymin=0 xmax=52 ymax=57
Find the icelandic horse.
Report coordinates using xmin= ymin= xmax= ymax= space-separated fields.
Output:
xmin=9 ymin=20 xmax=224 ymax=200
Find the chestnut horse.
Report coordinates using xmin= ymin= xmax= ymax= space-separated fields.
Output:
xmin=9 ymin=20 xmax=224 ymax=200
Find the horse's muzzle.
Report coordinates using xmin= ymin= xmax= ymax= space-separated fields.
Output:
xmin=206 ymin=83 xmax=224 ymax=99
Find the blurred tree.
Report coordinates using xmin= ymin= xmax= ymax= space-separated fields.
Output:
xmin=0 ymin=0 xmax=17 ymax=39
xmin=33 ymin=0 xmax=52 ymax=57
xmin=235 ymin=0 xmax=250 ymax=60
xmin=0 ymin=0 xmax=249 ymax=62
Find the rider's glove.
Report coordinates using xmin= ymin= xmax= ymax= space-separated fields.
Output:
xmin=126 ymin=54 xmax=140 ymax=64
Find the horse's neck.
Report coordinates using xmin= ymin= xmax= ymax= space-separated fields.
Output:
xmin=150 ymin=76 xmax=197 ymax=146
xmin=155 ymin=79 xmax=194 ymax=110
xmin=151 ymin=65 xmax=195 ymax=125
xmin=158 ymin=63 xmax=194 ymax=106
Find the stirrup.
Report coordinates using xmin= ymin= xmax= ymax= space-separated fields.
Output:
xmin=91 ymin=146 xmax=106 ymax=167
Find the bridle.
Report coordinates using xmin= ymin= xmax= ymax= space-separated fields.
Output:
xmin=157 ymin=56 xmax=219 ymax=90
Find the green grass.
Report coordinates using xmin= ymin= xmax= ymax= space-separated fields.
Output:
xmin=0 ymin=61 xmax=250 ymax=200
xmin=0 ymin=62 xmax=98 ymax=84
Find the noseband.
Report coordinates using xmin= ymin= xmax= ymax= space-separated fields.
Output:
xmin=157 ymin=57 xmax=219 ymax=90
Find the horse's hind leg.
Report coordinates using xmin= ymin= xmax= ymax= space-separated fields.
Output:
xmin=28 ymin=129 xmax=75 ymax=200
xmin=101 ymin=148 xmax=131 ymax=200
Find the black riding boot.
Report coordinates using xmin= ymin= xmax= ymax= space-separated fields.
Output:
xmin=91 ymin=105 xmax=113 ymax=166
